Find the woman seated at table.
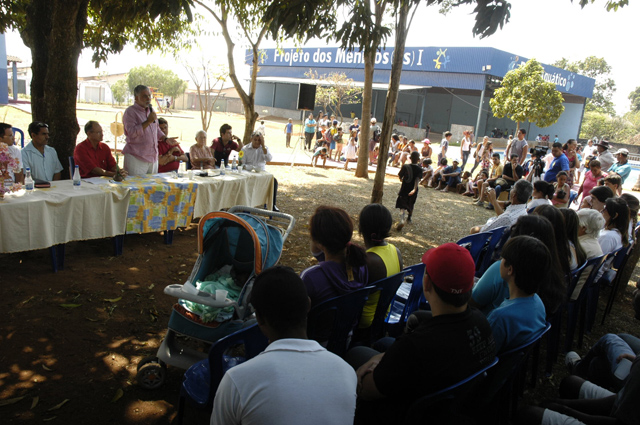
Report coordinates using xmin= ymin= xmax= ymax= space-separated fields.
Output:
xmin=189 ymin=130 xmax=215 ymax=170
xmin=157 ymin=118 xmax=188 ymax=173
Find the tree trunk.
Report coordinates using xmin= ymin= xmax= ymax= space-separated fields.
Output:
xmin=355 ymin=53 xmax=375 ymax=178
xmin=22 ymin=0 xmax=87 ymax=179
xmin=371 ymin=2 xmax=410 ymax=204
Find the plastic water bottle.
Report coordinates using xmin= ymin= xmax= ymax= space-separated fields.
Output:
xmin=24 ymin=167 xmax=34 ymax=193
xmin=177 ymin=161 xmax=186 ymax=178
xmin=220 ymin=163 xmax=226 ymax=176
xmin=231 ymin=158 xmax=238 ymax=173
xmin=72 ymin=165 xmax=81 ymax=189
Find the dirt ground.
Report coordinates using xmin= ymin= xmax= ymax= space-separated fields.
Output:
xmin=2 ymin=164 xmax=640 ymax=424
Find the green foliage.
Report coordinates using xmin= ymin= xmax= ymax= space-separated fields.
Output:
xmin=490 ymin=58 xmax=565 ymax=129
xmin=553 ymin=56 xmax=616 ymax=115
xmin=126 ymin=65 xmax=188 ymax=99
xmin=111 ymin=79 xmax=128 ymax=105
xmin=580 ymin=110 xmax=639 ymax=142
xmin=629 ymin=87 xmax=640 ymax=112
xmin=304 ymin=70 xmax=363 ymax=123
xmin=0 ymin=1 xmax=197 ymax=66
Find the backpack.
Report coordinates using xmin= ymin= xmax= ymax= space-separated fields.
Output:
xmin=373 ymin=127 xmax=381 ymax=142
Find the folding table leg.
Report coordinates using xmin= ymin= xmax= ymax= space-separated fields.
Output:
xmin=164 ymin=230 xmax=174 ymax=245
xmin=49 ymin=244 xmax=65 ymax=272
xmin=113 ymin=235 xmax=124 ymax=256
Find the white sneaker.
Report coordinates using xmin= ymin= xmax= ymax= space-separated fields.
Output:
xmin=565 ymin=351 xmax=581 ymax=373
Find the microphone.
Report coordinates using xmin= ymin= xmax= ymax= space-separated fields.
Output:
xmin=149 ymin=104 xmax=156 ymax=123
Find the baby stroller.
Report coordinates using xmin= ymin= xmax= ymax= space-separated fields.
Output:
xmin=136 ymin=206 xmax=295 ymax=389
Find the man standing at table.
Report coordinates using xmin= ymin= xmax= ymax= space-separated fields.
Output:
xmin=74 ymin=121 xmax=126 ymax=178
xmin=211 ymin=123 xmax=242 ymax=168
xmin=22 ymin=121 xmax=62 ymax=182
xmin=122 ymin=85 xmax=176 ymax=176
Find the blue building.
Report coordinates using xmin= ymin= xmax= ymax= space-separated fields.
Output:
xmin=248 ymin=46 xmax=595 ymax=140
xmin=0 ymin=34 xmax=9 ymax=105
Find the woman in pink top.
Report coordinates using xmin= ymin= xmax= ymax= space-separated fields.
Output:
xmin=189 ymin=130 xmax=215 ymax=170
xmin=576 ymin=159 xmax=607 ymax=204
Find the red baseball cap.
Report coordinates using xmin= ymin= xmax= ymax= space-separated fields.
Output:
xmin=421 ymin=243 xmax=475 ymax=295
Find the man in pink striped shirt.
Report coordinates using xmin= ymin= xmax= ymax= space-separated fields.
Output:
xmin=122 ymin=85 xmax=177 ymax=176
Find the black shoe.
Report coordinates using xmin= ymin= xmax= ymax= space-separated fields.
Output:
xmin=273 ymin=205 xmax=280 ymax=212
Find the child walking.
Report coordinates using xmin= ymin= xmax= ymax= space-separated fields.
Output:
xmin=395 ymin=151 xmax=422 ymax=231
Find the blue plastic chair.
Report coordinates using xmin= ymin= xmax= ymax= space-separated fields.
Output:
xmin=601 ymin=244 xmax=634 ymax=325
xmin=476 ymin=226 xmax=509 ymax=277
xmin=473 ymin=323 xmax=551 ymax=425
xmin=68 ymin=156 xmax=75 ymax=176
xmin=369 ymin=272 xmax=405 ymax=343
xmin=569 ymin=190 xmax=578 ymax=204
xmin=385 ymin=263 xmax=427 ymax=338
xmin=307 ymin=285 xmax=374 ymax=358
xmin=565 ymin=254 xmax=607 ymax=352
xmin=456 ymin=231 xmax=493 ymax=265
xmin=176 ymin=323 xmax=269 ymax=425
xmin=185 ymin=152 xmax=192 ymax=170
xmin=12 ymin=127 xmax=24 ymax=148
xmin=404 ymin=357 xmax=499 ymax=425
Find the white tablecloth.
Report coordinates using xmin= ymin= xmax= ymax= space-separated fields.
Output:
xmin=0 ymin=181 xmax=130 ymax=253
xmin=0 ymin=171 xmax=273 ymax=254
xmin=191 ymin=170 xmax=274 ymax=217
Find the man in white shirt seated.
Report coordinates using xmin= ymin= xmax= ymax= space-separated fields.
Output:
xmin=210 ymin=266 xmax=357 ymax=425
xmin=241 ymin=131 xmax=280 ymax=211
xmin=22 ymin=121 xmax=63 ymax=182
xmin=470 ymin=179 xmax=532 ymax=234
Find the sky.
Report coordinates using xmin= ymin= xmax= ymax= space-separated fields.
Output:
xmin=4 ymin=0 xmax=639 ymax=115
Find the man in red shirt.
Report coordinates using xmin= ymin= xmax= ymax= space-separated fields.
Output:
xmin=210 ymin=123 xmax=242 ymax=168
xmin=74 ymin=121 xmax=125 ymax=178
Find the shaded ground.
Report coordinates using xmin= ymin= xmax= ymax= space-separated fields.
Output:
xmin=2 ymin=143 xmax=640 ymax=423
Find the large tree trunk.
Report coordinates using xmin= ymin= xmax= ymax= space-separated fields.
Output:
xmin=354 ymin=0 xmax=385 ymax=179
xmin=22 ymin=0 xmax=87 ymax=179
xmin=355 ymin=53 xmax=375 ymax=178
xmin=371 ymin=2 xmax=410 ymax=203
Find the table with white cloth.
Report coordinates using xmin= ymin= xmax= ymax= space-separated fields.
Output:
xmin=0 ymin=170 xmax=274 ymax=255
xmin=0 ymin=181 xmax=130 ymax=254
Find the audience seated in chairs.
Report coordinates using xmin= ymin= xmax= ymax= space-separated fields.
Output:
xmin=346 ymin=243 xmax=496 ymax=425
xmin=354 ymin=204 xmax=404 ymax=341
xmin=300 ymin=206 xmax=369 ymax=308
xmin=210 ymin=266 xmax=358 ymax=425
xmin=471 ymin=215 xmax=565 ymax=318
xmin=526 ymin=180 xmax=554 ymax=213
xmin=486 ymin=236 xmax=548 ymax=353
xmin=470 ymin=179 xmax=532 ymax=234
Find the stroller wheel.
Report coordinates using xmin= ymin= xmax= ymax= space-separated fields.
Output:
xmin=136 ymin=356 xmax=167 ymax=390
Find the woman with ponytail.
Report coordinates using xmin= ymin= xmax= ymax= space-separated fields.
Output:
xmin=302 ymin=205 xmax=369 ymax=307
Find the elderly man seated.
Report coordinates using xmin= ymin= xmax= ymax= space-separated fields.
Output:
xmin=241 ymin=131 xmax=280 ymax=212
xmin=470 ymin=179 xmax=532 ymax=234
xmin=74 ymin=121 xmax=125 ymax=178
xmin=22 ymin=121 xmax=63 ymax=182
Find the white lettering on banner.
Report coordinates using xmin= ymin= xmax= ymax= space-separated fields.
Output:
xmin=543 ymin=71 xmax=568 ymax=90
xmin=273 ymin=49 xmax=310 ymax=66
xmin=403 ymin=52 xmax=411 ymax=65
xmin=375 ymin=51 xmax=390 ymax=65
xmin=417 ymin=49 xmax=424 ymax=66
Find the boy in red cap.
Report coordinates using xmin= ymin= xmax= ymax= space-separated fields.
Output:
xmin=347 ymin=243 xmax=496 ymax=424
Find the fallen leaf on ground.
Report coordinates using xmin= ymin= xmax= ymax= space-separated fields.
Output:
xmin=85 ymin=317 xmax=98 ymax=322
xmin=31 ymin=396 xmax=39 ymax=409
xmin=0 ymin=396 xmax=25 ymax=406
xmin=104 ymin=297 xmax=122 ymax=303
xmin=43 ymin=417 xmax=56 ymax=422
xmin=42 ymin=365 xmax=53 ymax=371
xmin=59 ymin=304 xmax=82 ymax=308
xmin=111 ymin=388 xmax=124 ymax=403
xmin=47 ymin=399 xmax=69 ymax=411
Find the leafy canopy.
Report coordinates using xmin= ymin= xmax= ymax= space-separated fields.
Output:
xmin=126 ymin=65 xmax=188 ymax=99
xmin=553 ymin=56 xmax=616 ymax=115
xmin=629 ymin=87 xmax=640 ymax=112
xmin=490 ymin=58 xmax=565 ymax=128
xmin=0 ymin=0 xmax=197 ymax=66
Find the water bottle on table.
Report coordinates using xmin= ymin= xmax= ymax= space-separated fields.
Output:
xmin=178 ymin=160 xmax=186 ymax=178
xmin=72 ymin=165 xmax=81 ymax=189
xmin=24 ymin=167 xmax=34 ymax=193
xmin=231 ymin=158 xmax=238 ymax=173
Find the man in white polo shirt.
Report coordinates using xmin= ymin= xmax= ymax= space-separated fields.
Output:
xmin=21 ymin=121 xmax=63 ymax=182
xmin=211 ymin=266 xmax=357 ymax=425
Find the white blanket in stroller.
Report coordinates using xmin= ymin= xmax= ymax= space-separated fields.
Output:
xmin=183 ymin=265 xmax=243 ymax=323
